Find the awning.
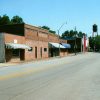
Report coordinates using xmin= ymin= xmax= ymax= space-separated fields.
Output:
xmin=61 ymin=43 xmax=71 ymax=48
xmin=5 ymin=43 xmax=31 ymax=49
xmin=49 ymin=42 xmax=65 ymax=48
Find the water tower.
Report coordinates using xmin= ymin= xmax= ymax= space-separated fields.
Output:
xmin=92 ymin=24 xmax=98 ymax=37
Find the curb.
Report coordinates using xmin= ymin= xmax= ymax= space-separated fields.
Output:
xmin=0 ymin=52 xmax=84 ymax=68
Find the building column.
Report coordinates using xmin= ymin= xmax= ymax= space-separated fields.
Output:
xmin=0 ymin=33 xmax=5 ymax=63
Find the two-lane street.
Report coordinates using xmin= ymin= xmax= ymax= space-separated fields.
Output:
xmin=0 ymin=53 xmax=100 ymax=100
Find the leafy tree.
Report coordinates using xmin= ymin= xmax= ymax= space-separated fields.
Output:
xmin=89 ymin=35 xmax=100 ymax=51
xmin=49 ymin=30 xmax=56 ymax=34
xmin=0 ymin=15 xmax=24 ymax=25
xmin=89 ymin=37 xmax=94 ymax=50
xmin=0 ymin=15 xmax=10 ymax=25
xmin=62 ymin=30 xmax=70 ymax=38
xmin=78 ymin=31 xmax=84 ymax=38
xmin=11 ymin=15 xmax=24 ymax=24
xmin=0 ymin=16 xmax=1 ymax=24
xmin=62 ymin=29 xmax=85 ymax=38
xmin=41 ymin=26 xmax=50 ymax=30
xmin=62 ymin=30 xmax=79 ymax=38
xmin=70 ymin=30 xmax=76 ymax=37
xmin=41 ymin=26 xmax=56 ymax=34
xmin=94 ymin=36 xmax=100 ymax=50
xmin=0 ymin=16 xmax=1 ymax=20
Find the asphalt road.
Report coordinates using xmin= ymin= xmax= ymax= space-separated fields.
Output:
xmin=0 ymin=53 xmax=100 ymax=100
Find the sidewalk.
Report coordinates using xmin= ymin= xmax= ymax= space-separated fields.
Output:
xmin=0 ymin=63 xmax=17 ymax=68
xmin=0 ymin=52 xmax=85 ymax=68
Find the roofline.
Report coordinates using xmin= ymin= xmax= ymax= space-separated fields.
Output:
xmin=24 ymin=23 xmax=49 ymax=33
xmin=0 ymin=23 xmax=24 ymax=26
xmin=0 ymin=23 xmax=59 ymax=37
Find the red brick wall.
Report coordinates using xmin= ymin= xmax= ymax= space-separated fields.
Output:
xmin=48 ymin=33 xmax=67 ymax=43
xmin=25 ymin=25 xmax=68 ymax=60
xmin=4 ymin=24 xmax=68 ymax=62
xmin=60 ymin=39 xmax=67 ymax=43
xmin=25 ymin=27 xmax=48 ymax=61
xmin=4 ymin=33 xmax=25 ymax=62
xmin=60 ymin=49 xmax=68 ymax=57
xmin=25 ymin=39 xmax=48 ymax=61
xmin=25 ymin=24 xmax=67 ymax=43
xmin=48 ymin=33 xmax=59 ymax=43
xmin=4 ymin=33 xmax=25 ymax=44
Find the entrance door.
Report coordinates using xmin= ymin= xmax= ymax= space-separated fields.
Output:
xmin=35 ymin=47 xmax=37 ymax=59
xmin=20 ymin=49 xmax=25 ymax=60
xmin=40 ymin=47 xmax=42 ymax=58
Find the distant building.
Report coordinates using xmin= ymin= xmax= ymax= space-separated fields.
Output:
xmin=62 ymin=37 xmax=82 ymax=53
xmin=82 ymin=35 xmax=89 ymax=52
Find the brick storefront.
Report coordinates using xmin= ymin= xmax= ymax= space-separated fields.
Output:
xmin=0 ymin=24 xmax=69 ymax=62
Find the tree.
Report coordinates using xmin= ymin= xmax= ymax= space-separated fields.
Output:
xmin=41 ymin=26 xmax=50 ymax=30
xmin=62 ymin=30 xmax=70 ymax=38
xmin=94 ymin=36 xmax=100 ymax=51
xmin=62 ymin=30 xmax=79 ymax=38
xmin=89 ymin=35 xmax=100 ymax=51
xmin=0 ymin=16 xmax=1 ymax=20
xmin=62 ymin=30 xmax=68 ymax=38
xmin=70 ymin=30 xmax=75 ymax=37
xmin=89 ymin=37 xmax=94 ymax=50
xmin=62 ymin=29 xmax=85 ymax=39
xmin=49 ymin=30 xmax=56 ymax=34
xmin=0 ymin=15 xmax=24 ymax=25
xmin=41 ymin=26 xmax=56 ymax=34
xmin=0 ymin=15 xmax=10 ymax=25
xmin=11 ymin=15 xmax=24 ymax=24
xmin=78 ymin=31 xmax=84 ymax=38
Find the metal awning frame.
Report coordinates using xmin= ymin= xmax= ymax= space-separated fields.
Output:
xmin=5 ymin=43 xmax=31 ymax=50
xmin=49 ymin=42 xmax=66 ymax=49
xmin=61 ymin=43 xmax=71 ymax=49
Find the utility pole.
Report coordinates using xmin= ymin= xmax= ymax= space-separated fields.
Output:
xmin=83 ymin=34 xmax=86 ymax=53
xmin=74 ymin=26 xmax=77 ymax=55
xmin=58 ymin=22 xmax=67 ymax=57
xmin=58 ymin=29 xmax=60 ymax=57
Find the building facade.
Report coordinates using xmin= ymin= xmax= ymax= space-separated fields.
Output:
xmin=0 ymin=24 xmax=70 ymax=63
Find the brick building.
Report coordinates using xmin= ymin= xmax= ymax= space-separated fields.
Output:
xmin=0 ymin=24 xmax=70 ymax=63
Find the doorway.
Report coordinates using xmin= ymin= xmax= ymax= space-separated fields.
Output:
xmin=35 ymin=47 xmax=37 ymax=59
xmin=20 ymin=49 xmax=25 ymax=61
xmin=40 ymin=47 xmax=42 ymax=58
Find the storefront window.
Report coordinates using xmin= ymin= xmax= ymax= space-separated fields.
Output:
xmin=44 ymin=48 xmax=47 ymax=52
xmin=28 ymin=47 xmax=33 ymax=51
xmin=12 ymin=49 xmax=20 ymax=57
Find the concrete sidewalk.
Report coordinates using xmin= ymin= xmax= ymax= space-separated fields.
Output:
xmin=0 ymin=63 xmax=17 ymax=68
xmin=0 ymin=53 xmax=78 ymax=68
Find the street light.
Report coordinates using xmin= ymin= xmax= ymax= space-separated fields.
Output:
xmin=57 ymin=22 xmax=67 ymax=57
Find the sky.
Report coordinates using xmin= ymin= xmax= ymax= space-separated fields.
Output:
xmin=0 ymin=0 xmax=100 ymax=36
